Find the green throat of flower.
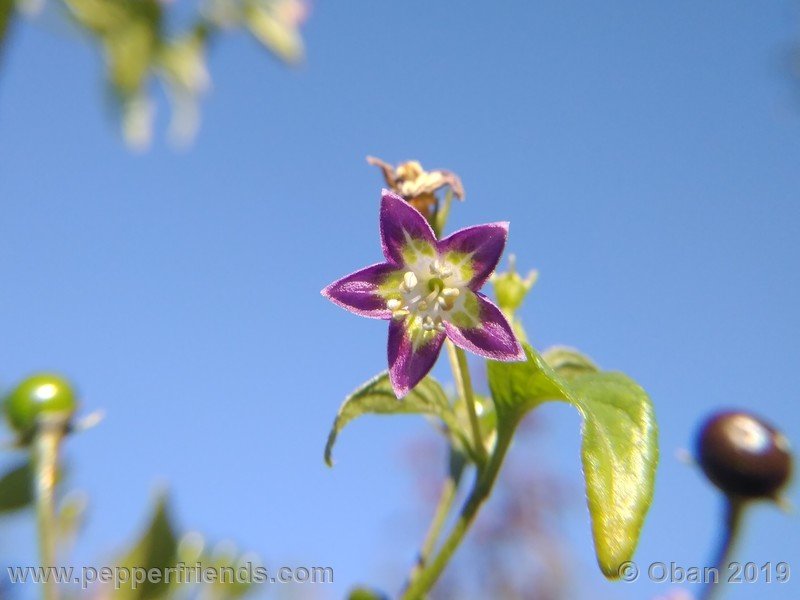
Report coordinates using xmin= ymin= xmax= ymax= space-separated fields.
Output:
xmin=388 ymin=259 xmax=465 ymax=333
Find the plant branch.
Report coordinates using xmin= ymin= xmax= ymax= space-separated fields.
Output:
xmin=401 ymin=419 xmax=518 ymax=600
xmin=699 ymin=498 xmax=745 ymax=600
xmin=404 ymin=472 xmax=459 ymax=589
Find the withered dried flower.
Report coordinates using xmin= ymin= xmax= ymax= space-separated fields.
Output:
xmin=367 ymin=156 xmax=464 ymax=219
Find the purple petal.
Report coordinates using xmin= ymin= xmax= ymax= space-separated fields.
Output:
xmin=445 ymin=292 xmax=524 ymax=361
xmin=437 ymin=222 xmax=508 ymax=289
xmin=380 ymin=189 xmax=437 ymax=265
xmin=321 ymin=262 xmax=399 ymax=319
xmin=388 ymin=319 xmax=445 ymax=397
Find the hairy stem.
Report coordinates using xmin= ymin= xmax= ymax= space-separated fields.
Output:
xmin=32 ymin=418 xmax=65 ymax=600
xmin=446 ymin=341 xmax=487 ymax=466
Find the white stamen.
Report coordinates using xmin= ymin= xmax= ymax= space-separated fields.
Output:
xmin=392 ymin=255 xmax=466 ymax=331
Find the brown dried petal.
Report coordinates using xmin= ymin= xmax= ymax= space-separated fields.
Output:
xmin=366 ymin=155 xmax=397 ymax=189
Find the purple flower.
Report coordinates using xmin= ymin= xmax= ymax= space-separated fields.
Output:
xmin=323 ymin=190 xmax=525 ymax=397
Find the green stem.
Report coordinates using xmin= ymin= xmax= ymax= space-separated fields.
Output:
xmin=405 ymin=474 xmax=459 ymax=587
xmin=432 ymin=189 xmax=454 ymax=238
xmin=32 ymin=418 xmax=64 ymax=600
xmin=445 ymin=341 xmax=487 ymax=466
xmin=401 ymin=421 xmax=518 ymax=600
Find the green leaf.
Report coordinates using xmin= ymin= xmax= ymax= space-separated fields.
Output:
xmin=0 ymin=461 xmax=33 ymax=514
xmin=112 ymin=493 xmax=178 ymax=600
xmin=541 ymin=345 xmax=599 ymax=380
xmin=488 ymin=344 xmax=658 ymax=578
xmin=325 ymin=372 xmax=459 ymax=467
xmin=567 ymin=371 xmax=658 ymax=577
xmin=487 ymin=345 xmax=570 ymax=421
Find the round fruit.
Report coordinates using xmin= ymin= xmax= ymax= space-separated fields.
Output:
xmin=696 ymin=410 xmax=792 ymax=499
xmin=3 ymin=373 xmax=78 ymax=436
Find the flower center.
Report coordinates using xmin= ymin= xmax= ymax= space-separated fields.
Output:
xmin=387 ymin=259 xmax=463 ymax=332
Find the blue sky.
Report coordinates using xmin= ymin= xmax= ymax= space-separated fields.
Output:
xmin=1 ymin=1 xmax=799 ymax=598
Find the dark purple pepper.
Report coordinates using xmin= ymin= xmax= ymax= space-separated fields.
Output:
xmin=696 ymin=410 xmax=792 ymax=499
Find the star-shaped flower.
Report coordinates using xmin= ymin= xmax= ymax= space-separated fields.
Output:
xmin=323 ymin=190 xmax=525 ymax=397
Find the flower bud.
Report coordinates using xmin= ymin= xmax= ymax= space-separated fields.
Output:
xmin=3 ymin=373 xmax=78 ymax=438
xmin=695 ymin=410 xmax=792 ymax=499
xmin=491 ymin=255 xmax=538 ymax=316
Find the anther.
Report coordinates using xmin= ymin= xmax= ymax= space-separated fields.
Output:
xmin=403 ymin=272 xmax=418 ymax=290
xmin=387 ymin=298 xmax=402 ymax=311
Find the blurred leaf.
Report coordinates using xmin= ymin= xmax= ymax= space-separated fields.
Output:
xmin=0 ymin=0 xmax=13 ymax=61
xmin=112 ymin=493 xmax=178 ymax=600
xmin=121 ymin=94 xmax=154 ymax=150
xmin=65 ymin=0 xmax=162 ymax=146
xmin=57 ymin=491 xmax=89 ymax=551
xmin=348 ymin=587 xmax=388 ymax=600
xmin=488 ymin=344 xmax=658 ymax=578
xmin=325 ymin=372 xmax=460 ymax=467
xmin=64 ymin=0 xmax=131 ymax=34
xmin=245 ymin=0 xmax=305 ymax=64
xmin=0 ymin=461 xmax=33 ymax=513
xmin=157 ymin=29 xmax=210 ymax=144
xmin=201 ymin=540 xmax=258 ymax=599
xmin=158 ymin=30 xmax=209 ymax=95
xmin=104 ymin=18 xmax=158 ymax=96
xmin=541 ymin=346 xmax=599 ymax=380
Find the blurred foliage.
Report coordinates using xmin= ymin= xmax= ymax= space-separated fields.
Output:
xmin=0 ymin=0 xmax=12 ymax=62
xmin=0 ymin=0 xmax=309 ymax=148
xmin=113 ymin=494 xmax=179 ymax=600
xmin=0 ymin=456 xmax=259 ymax=599
xmin=0 ymin=458 xmax=69 ymax=514
xmin=56 ymin=490 xmax=89 ymax=554
xmin=97 ymin=493 xmax=260 ymax=599
xmin=0 ymin=459 xmax=34 ymax=513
